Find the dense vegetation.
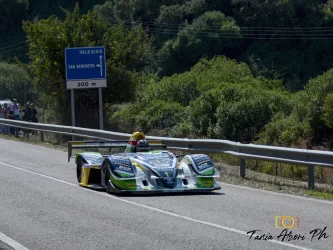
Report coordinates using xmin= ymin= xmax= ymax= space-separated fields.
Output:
xmin=2 ymin=0 xmax=333 ymax=151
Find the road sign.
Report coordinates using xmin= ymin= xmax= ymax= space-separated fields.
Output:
xmin=65 ymin=46 xmax=107 ymax=130
xmin=65 ymin=46 xmax=107 ymax=89
xmin=66 ymin=80 xmax=107 ymax=89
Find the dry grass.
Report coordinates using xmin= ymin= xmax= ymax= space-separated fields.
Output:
xmin=215 ymin=161 xmax=333 ymax=200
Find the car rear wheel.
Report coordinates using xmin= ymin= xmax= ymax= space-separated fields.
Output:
xmin=104 ymin=168 xmax=113 ymax=194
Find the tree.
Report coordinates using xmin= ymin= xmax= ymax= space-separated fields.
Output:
xmin=157 ymin=11 xmax=241 ymax=76
xmin=258 ymin=68 xmax=333 ymax=147
xmin=110 ymin=55 xmax=292 ymax=141
xmin=23 ymin=3 xmax=153 ymax=127
xmin=232 ymin=0 xmax=325 ymax=27
xmin=0 ymin=62 xmax=37 ymax=104
xmin=27 ymin=0 xmax=106 ymax=19
xmin=94 ymin=0 xmax=117 ymax=22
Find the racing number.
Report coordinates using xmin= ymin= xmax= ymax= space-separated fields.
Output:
xmin=77 ymin=82 xmax=89 ymax=87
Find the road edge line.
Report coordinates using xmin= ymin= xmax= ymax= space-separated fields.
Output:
xmin=0 ymin=232 xmax=30 ymax=250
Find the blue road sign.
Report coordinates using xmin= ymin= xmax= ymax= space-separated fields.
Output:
xmin=65 ymin=46 xmax=106 ymax=80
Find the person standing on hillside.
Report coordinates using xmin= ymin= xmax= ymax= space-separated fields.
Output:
xmin=30 ymin=103 xmax=38 ymax=123
xmin=22 ymin=102 xmax=32 ymax=122
xmin=6 ymin=105 xmax=15 ymax=135
xmin=11 ymin=99 xmax=20 ymax=137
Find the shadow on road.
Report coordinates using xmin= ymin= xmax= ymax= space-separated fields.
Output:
xmin=84 ymin=186 xmax=225 ymax=197
xmin=112 ymin=191 xmax=225 ymax=198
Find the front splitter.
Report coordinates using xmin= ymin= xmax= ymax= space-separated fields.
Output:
xmin=108 ymin=180 xmax=221 ymax=195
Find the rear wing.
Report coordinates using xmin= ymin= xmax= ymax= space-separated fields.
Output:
xmin=67 ymin=140 xmax=167 ymax=162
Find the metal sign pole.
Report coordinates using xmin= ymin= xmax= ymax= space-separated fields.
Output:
xmin=71 ymin=89 xmax=75 ymax=140
xmin=99 ymin=88 xmax=103 ymax=130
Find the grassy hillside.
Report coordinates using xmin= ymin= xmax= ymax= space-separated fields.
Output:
xmin=2 ymin=0 xmax=333 ymax=150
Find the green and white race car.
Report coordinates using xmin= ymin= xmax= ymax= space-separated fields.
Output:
xmin=68 ymin=131 xmax=221 ymax=194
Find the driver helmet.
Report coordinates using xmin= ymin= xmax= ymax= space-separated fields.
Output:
xmin=136 ymin=139 xmax=150 ymax=152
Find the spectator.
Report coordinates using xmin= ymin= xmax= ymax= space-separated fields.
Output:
xmin=22 ymin=102 xmax=32 ymax=122
xmin=11 ymin=99 xmax=20 ymax=137
xmin=30 ymin=103 xmax=38 ymax=123
xmin=6 ymin=106 xmax=15 ymax=135
xmin=11 ymin=99 xmax=20 ymax=119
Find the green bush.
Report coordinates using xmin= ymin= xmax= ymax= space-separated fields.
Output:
xmin=188 ymin=88 xmax=228 ymax=136
xmin=258 ymin=112 xmax=311 ymax=147
xmin=321 ymin=93 xmax=333 ymax=128
xmin=213 ymin=95 xmax=272 ymax=142
xmin=258 ymin=68 xmax=333 ymax=147
xmin=107 ymin=103 xmax=140 ymax=132
xmin=168 ymin=121 xmax=194 ymax=138
xmin=142 ymin=72 xmax=200 ymax=107
xmin=136 ymin=100 xmax=185 ymax=133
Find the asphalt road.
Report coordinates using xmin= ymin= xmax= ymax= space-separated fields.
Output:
xmin=0 ymin=138 xmax=332 ymax=250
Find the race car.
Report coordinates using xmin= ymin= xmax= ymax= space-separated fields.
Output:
xmin=67 ymin=131 xmax=221 ymax=194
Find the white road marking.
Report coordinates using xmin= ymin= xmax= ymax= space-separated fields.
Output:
xmin=0 ymin=232 xmax=30 ymax=250
xmin=0 ymin=161 xmax=314 ymax=250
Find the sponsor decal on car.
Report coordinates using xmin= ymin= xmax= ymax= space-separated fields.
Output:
xmin=197 ymin=162 xmax=212 ymax=171
xmin=191 ymin=154 xmax=214 ymax=173
xmin=117 ymin=165 xmax=132 ymax=173
xmin=85 ymin=141 xmax=127 ymax=147
xmin=109 ymin=156 xmax=135 ymax=177
xmin=191 ymin=154 xmax=214 ymax=175
xmin=113 ymin=157 xmax=132 ymax=167
xmin=113 ymin=164 xmax=135 ymax=178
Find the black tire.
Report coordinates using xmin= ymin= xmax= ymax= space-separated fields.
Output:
xmin=104 ymin=168 xmax=113 ymax=194
xmin=76 ymin=158 xmax=83 ymax=183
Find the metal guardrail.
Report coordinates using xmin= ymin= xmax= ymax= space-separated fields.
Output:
xmin=1 ymin=118 xmax=332 ymax=189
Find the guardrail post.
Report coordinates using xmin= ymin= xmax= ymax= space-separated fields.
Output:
xmin=40 ymin=131 xmax=44 ymax=142
xmin=308 ymin=166 xmax=315 ymax=190
xmin=240 ymin=158 xmax=246 ymax=178
xmin=71 ymin=129 xmax=75 ymax=141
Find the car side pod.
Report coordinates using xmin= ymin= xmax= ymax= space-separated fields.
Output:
xmin=179 ymin=154 xmax=221 ymax=189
